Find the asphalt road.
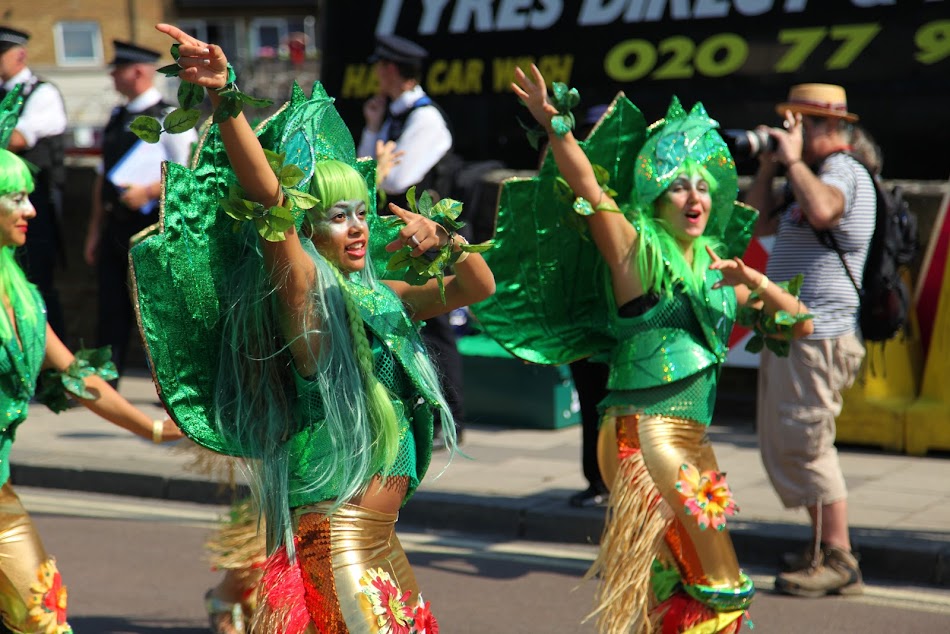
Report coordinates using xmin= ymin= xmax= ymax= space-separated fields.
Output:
xmin=19 ymin=487 xmax=950 ymax=633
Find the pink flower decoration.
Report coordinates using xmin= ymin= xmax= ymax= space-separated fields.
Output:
xmin=360 ymin=568 xmax=415 ymax=634
xmin=675 ymin=462 xmax=739 ymax=531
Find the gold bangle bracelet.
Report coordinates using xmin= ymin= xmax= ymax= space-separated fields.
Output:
xmin=152 ymin=419 xmax=165 ymax=444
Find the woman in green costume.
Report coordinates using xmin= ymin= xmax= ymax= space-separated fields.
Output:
xmin=0 ymin=148 xmax=182 ymax=634
xmin=139 ymin=25 xmax=494 ymax=634
xmin=507 ymin=66 xmax=814 ymax=633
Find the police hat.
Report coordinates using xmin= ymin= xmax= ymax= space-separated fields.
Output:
xmin=0 ymin=26 xmax=29 ymax=54
xmin=110 ymin=40 xmax=162 ymax=66
xmin=368 ymin=35 xmax=428 ymax=65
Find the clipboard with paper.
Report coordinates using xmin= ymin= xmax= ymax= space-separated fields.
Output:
xmin=107 ymin=139 xmax=168 ymax=215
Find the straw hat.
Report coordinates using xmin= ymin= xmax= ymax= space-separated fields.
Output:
xmin=775 ymin=83 xmax=858 ymax=122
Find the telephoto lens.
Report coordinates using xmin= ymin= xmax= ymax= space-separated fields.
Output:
xmin=722 ymin=129 xmax=778 ymax=161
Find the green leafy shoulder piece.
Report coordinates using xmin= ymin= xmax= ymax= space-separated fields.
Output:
xmin=472 ymin=92 xmax=647 ymax=365
xmin=129 ymin=81 xmax=362 ymax=455
xmin=379 ymin=186 xmax=493 ymax=302
xmin=736 ymin=273 xmax=814 ymax=357
xmin=35 ymin=347 xmax=118 ymax=413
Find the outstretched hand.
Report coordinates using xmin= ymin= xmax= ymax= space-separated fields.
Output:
xmin=707 ymin=245 xmax=759 ymax=290
xmin=384 ymin=202 xmax=447 ymax=257
xmin=156 ymin=23 xmax=230 ymax=91
xmin=511 ymin=64 xmax=559 ymax=131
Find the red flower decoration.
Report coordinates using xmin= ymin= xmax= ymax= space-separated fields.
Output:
xmin=413 ymin=598 xmax=439 ymax=634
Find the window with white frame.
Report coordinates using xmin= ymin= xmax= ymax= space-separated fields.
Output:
xmin=249 ymin=16 xmax=316 ymax=60
xmin=53 ymin=21 xmax=103 ymax=66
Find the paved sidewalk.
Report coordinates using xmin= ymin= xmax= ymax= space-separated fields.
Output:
xmin=10 ymin=372 xmax=950 ymax=587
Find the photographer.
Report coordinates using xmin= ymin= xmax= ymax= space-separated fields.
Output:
xmin=746 ymin=84 xmax=875 ymax=598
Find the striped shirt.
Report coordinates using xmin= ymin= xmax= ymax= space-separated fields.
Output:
xmin=766 ymin=153 xmax=876 ymax=339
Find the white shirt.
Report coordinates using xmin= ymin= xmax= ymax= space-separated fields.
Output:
xmin=358 ymin=85 xmax=452 ymax=195
xmin=96 ymin=86 xmax=198 ymax=178
xmin=4 ymin=68 xmax=67 ymax=149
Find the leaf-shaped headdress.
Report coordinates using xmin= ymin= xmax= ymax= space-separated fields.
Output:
xmin=0 ymin=83 xmax=25 ymax=150
xmin=634 ymin=97 xmax=739 ymax=238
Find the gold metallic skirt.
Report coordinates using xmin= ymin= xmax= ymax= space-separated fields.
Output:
xmin=254 ymin=502 xmax=435 ymax=634
xmin=589 ymin=407 xmax=750 ymax=634
xmin=0 ymin=482 xmax=72 ymax=634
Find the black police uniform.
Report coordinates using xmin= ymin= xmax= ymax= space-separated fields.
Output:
xmin=97 ymin=98 xmax=170 ymax=377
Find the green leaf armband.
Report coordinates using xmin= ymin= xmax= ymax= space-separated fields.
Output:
xmin=549 ymin=82 xmax=580 ymax=137
xmin=218 ymin=148 xmax=319 ymax=242
xmin=35 ymin=346 xmax=119 ymax=413
xmin=517 ymin=81 xmax=581 ymax=145
xmin=736 ymin=273 xmax=813 ymax=357
xmin=385 ymin=185 xmax=494 ymax=302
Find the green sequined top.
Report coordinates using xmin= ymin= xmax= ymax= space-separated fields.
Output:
xmin=601 ymin=269 xmax=736 ymax=425
xmin=0 ymin=287 xmax=46 ymax=488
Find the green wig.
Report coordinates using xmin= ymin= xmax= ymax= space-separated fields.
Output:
xmin=0 ymin=149 xmax=34 ymax=197
xmin=0 ymin=150 xmax=38 ymax=341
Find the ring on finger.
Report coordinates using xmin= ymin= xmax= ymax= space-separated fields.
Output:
xmin=408 ymin=235 xmax=421 ymax=247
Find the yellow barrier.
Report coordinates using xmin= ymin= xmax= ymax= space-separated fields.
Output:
xmin=836 ymin=300 xmax=922 ymax=452
xmin=905 ymin=245 xmax=950 ymax=455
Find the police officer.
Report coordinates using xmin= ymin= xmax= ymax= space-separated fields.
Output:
xmin=84 ymin=41 xmax=197 ymax=384
xmin=0 ymin=25 xmax=67 ymax=336
xmin=358 ymin=35 xmax=463 ymax=447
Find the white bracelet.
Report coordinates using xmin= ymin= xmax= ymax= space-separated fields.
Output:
xmin=751 ymin=275 xmax=770 ymax=295
xmin=453 ymin=234 xmax=470 ymax=264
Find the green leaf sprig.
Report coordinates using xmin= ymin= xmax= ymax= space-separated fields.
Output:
xmin=549 ymin=82 xmax=580 ymax=137
xmin=132 ymin=46 xmax=273 ymax=143
xmin=382 ymin=186 xmax=493 ymax=302
xmin=736 ymin=273 xmax=813 ymax=357
xmin=218 ymin=149 xmax=319 ymax=242
xmin=35 ymin=346 xmax=119 ymax=413
xmin=518 ymin=80 xmax=581 ymax=147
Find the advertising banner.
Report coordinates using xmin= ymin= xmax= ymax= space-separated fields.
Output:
xmin=322 ymin=0 xmax=948 ymax=179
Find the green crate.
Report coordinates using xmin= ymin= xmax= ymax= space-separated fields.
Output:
xmin=458 ymin=335 xmax=580 ymax=429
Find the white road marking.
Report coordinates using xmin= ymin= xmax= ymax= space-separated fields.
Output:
xmin=20 ymin=488 xmax=950 ymax=615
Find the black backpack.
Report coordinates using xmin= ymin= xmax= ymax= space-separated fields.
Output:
xmin=815 ymin=158 xmax=919 ymax=341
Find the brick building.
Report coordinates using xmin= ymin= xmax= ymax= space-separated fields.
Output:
xmin=0 ymin=0 xmax=322 ymax=353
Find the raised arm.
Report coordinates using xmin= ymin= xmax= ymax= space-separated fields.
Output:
xmin=42 ymin=325 xmax=182 ymax=442
xmin=511 ymin=64 xmax=641 ymax=303
xmin=157 ymin=24 xmax=319 ymax=366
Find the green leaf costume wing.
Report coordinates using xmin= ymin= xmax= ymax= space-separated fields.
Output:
xmin=471 ymin=93 xmax=646 ymax=365
xmin=0 ymin=84 xmax=25 ymax=150
xmin=129 ymin=82 xmax=377 ymax=455
xmin=471 ymin=92 xmax=758 ymax=366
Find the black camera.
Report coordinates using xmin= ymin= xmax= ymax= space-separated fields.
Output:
xmin=722 ymin=129 xmax=777 ymax=161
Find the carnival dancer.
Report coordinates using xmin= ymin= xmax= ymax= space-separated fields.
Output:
xmin=0 ymin=143 xmax=182 ymax=631
xmin=476 ymin=65 xmax=814 ymax=633
xmin=130 ymin=24 xmax=494 ymax=633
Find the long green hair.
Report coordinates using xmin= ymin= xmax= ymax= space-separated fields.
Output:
xmin=633 ymin=159 xmax=721 ymax=296
xmin=0 ymin=149 xmax=38 ymax=341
